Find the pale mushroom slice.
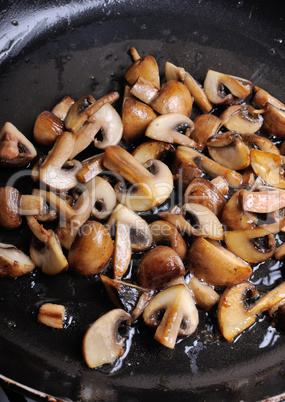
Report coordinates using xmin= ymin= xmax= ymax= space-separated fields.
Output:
xmin=149 ymin=220 xmax=187 ymax=260
xmin=207 ymin=131 xmax=250 ymax=170
xmin=51 ymin=96 xmax=75 ymax=120
xmin=0 ymin=122 xmax=37 ymax=167
xmin=204 ymin=70 xmax=252 ymax=105
xmin=219 ymin=105 xmax=263 ymax=134
xmin=30 ymin=189 xmax=75 ymax=221
xmin=188 ymin=237 xmax=252 ymax=288
xmin=241 ymin=133 xmax=280 ymax=155
xmin=160 ymin=203 xmax=224 ymax=240
xmin=132 ymin=141 xmax=175 ymax=165
xmin=33 ymin=111 xmax=64 ymax=147
xmin=85 ymin=176 xmax=117 ymax=220
xmin=191 ymin=114 xmax=222 ymax=151
xmin=218 ymin=281 xmax=285 ymax=342
xmin=250 ymin=149 xmax=285 ymax=189
xmin=103 ymin=145 xmax=173 ymax=211
xmin=188 ymin=277 xmax=220 ymax=311
xmin=242 ymin=188 xmax=285 ymax=213
xmin=39 ymin=131 xmax=82 ymax=192
xmin=223 ymin=221 xmax=285 ymax=263
xmin=107 ymin=204 xmax=153 ymax=279
xmin=83 ymin=308 xmax=132 ymax=368
xmin=137 ymin=245 xmax=185 ymax=290
xmin=221 ymin=189 xmax=258 ymax=231
xmin=100 ymin=274 xmax=152 ymax=320
xmin=0 ymin=243 xmax=35 ymax=278
xmin=27 ymin=216 xmax=68 ymax=275
xmin=38 ymin=303 xmax=66 ymax=329
xmin=165 ymin=62 xmax=213 ymax=113
xmin=262 ymin=102 xmax=285 ymax=137
xmin=145 ymin=113 xmax=196 ymax=147
xmin=143 ymin=284 xmax=199 ymax=349
xmin=76 ymin=153 xmax=104 ymax=183
xmin=174 ymin=146 xmax=243 ymax=188
xmin=125 ymin=48 xmax=160 ymax=87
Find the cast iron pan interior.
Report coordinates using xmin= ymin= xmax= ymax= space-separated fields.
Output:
xmin=0 ymin=0 xmax=285 ymax=401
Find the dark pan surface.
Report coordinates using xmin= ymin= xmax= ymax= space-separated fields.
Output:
xmin=0 ymin=0 xmax=285 ymax=401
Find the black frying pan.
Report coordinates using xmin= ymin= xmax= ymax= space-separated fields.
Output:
xmin=1 ymin=0 xmax=285 ymax=401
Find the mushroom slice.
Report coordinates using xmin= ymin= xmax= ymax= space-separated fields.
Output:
xmin=183 ymin=177 xmax=226 ymax=216
xmin=188 ymin=277 xmax=220 ymax=311
xmin=143 ymin=284 xmax=199 ymax=349
xmin=125 ymin=50 xmax=160 ymax=87
xmin=85 ymin=176 xmax=117 ymax=220
xmin=191 ymin=114 xmax=222 ymax=151
xmin=130 ymin=77 xmax=160 ymax=104
xmin=188 ymin=237 xmax=252 ymax=288
xmin=107 ymin=204 xmax=152 ymax=279
xmin=103 ymin=145 xmax=173 ymax=211
xmin=171 ymin=146 xmax=203 ymax=191
xmin=83 ymin=308 xmax=132 ymax=368
xmin=0 ymin=243 xmax=35 ymax=278
xmin=100 ymin=274 xmax=152 ymax=320
xmin=204 ymin=70 xmax=252 ymax=105
xmin=160 ymin=203 xmax=224 ymax=240
xmin=253 ymin=86 xmax=285 ymax=110
xmin=56 ymin=190 xmax=92 ymax=250
xmin=243 ymin=188 xmax=285 ymax=213
xmin=68 ymin=221 xmax=113 ymax=276
xmin=76 ymin=153 xmax=104 ymax=183
xmin=262 ymin=102 xmax=285 ymax=137
xmin=132 ymin=140 xmax=175 ymax=165
xmin=249 ymin=282 xmax=285 ymax=316
xmin=137 ymin=246 xmax=185 ymax=290
xmin=150 ymin=80 xmax=193 ymax=116
xmin=175 ymin=146 xmax=243 ymax=188
xmin=149 ymin=220 xmax=187 ymax=260
xmin=27 ymin=216 xmax=68 ymax=275
xmin=221 ymin=189 xmax=258 ymax=231
xmin=220 ymin=105 xmax=263 ymax=134
xmin=250 ymin=149 xmax=285 ymax=189
xmin=38 ymin=303 xmax=66 ymax=329
xmin=207 ymin=131 xmax=250 ymax=170
xmin=145 ymin=113 xmax=196 ymax=147
xmin=0 ymin=122 xmax=37 ymax=167
xmin=33 ymin=111 xmax=64 ymax=147
xmin=241 ymin=133 xmax=280 ymax=155
xmin=165 ymin=62 xmax=213 ymax=113
xmin=30 ymin=189 xmax=75 ymax=221
xmin=51 ymin=96 xmax=75 ymax=120
xmin=39 ymin=132 xmax=82 ymax=192
xmin=223 ymin=222 xmax=283 ymax=263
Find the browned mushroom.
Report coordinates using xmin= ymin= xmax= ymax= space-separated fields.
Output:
xmin=190 ymin=114 xmax=222 ymax=150
xmin=262 ymin=102 xmax=285 ymax=137
xmin=125 ymin=48 xmax=160 ymax=87
xmin=38 ymin=303 xmax=66 ymax=329
xmin=33 ymin=111 xmax=64 ymax=147
xmin=171 ymin=146 xmax=204 ymax=190
xmin=132 ymin=141 xmax=175 ymax=165
xmin=76 ymin=153 xmax=104 ymax=183
xmin=0 ymin=243 xmax=35 ymax=278
xmin=242 ymin=188 xmax=285 ymax=214
xmin=253 ymin=86 xmax=285 ymax=110
xmin=188 ymin=277 xmax=220 ymax=311
xmin=241 ymin=133 xmax=280 ymax=155
xmin=51 ymin=96 xmax=75 ymax=120
xmin=219 ymin=105 xmax=263 ymax=134
xmin=250 ymin=149 xmax=285 ymax=189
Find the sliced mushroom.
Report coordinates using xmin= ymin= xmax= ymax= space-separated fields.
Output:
xmin=76 ymin=153 xmax=104 ymax=183
xmin=30 ymin=189 xmax=75 ymax=222
xmin=132 ymin=141 xmax=175 ymax=165
xmin=253 ymin=86 xmax=285 ymax=110
xmin=262 ymin=102 xmax=285 ymax=137
xmin=56 ymin=189 xmax=92 ymax=250
xmin=39 ymin=131 xmax=82 ymax=192
xmin=130 ymin=77 xmax=160 ymax=104
xmin=219 ymin=105 xmax=263 ymax=134
xmin=0 ymin=122 xmax=37 ymax=167
xmin=243 ymin=188 xmax=285 ymax=213
xmin=0 ymin=186 xmax=44 ymax=230
xmin=188 ymin=237 xmax=252 ymax=288
xmin=250 ymin=149 xmax=285 ymax=189
xmin=85 ymin=176 xmax=117 ymax=220
xmin=125 ymin=50 xmax=160 ymax=87
xmin=0 ymin=243 xmax=35 ymax=278
xmin=183 ymin=177 xmax=226 ymax=216
xmin=33 ymin=111 xmax=64 ymax=147
xmin=223 ymin=222 xmax=283 ymax=263
xmin=137 ymin=246 xmax=185 ymax=290
xmin=143 ymin=284 xmax=199 ymax=349
xmin=103 ymin=145 xmax=173 ymax=211
xmin=175 ymin=146 xmax=243 ymax=188
xmin=38 ymin=303 xmax=66 ymax=329
xmin=27 ymin=216 xmax=68 ymax=275
xmin=221 ymin=189 xmax=258 ymax=231
xmin=204 ymin=70 xmax=252 ymax=105
xmin=149 ymin=220 xmax=187 ymax=260
xmin=241 ymin=133 xmax=280 ymax=155
xmin=190 ymin=114 xmax=222 ymax=150
xmin=207 ymin=131 xmax=250 ymax=170
xmin=165 ymin=62 xmax=213 ymax=113
xmin=188 ymin=277 xmax=220 ymax=311
xmin=82 ymin=308 xmax=132 ymax=368
xmin=145 ymin=113 xmax=196 ymax=147
xmin=68 ymin=221 xmax=114 ymax=276
xmin=51 ymin=96 xmax=75 ymax=120
xmin=100 ymin=274 xmax=152 ymax=320
xmin=171 ymin=146 xmax=203 ymax=190
xmin=160 ymin=203 xmax=224 ymax=240
xmin=209 ymin=176 xmax=229 ymax=196
xmin=107 ymin=204 xmax=152 ymax=279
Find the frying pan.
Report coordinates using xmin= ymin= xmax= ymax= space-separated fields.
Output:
xmin=0 ymin=0 xmax=285 ymax=400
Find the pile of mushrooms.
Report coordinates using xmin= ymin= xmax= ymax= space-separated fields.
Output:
xmin=2 ymin=46 xmax=285 ymax=369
